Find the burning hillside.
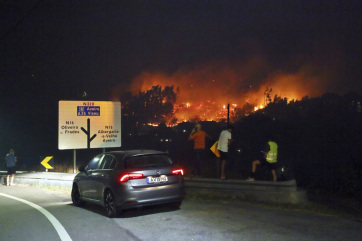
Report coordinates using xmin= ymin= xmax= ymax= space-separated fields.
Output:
xmin=119 ymin=59 xmax=330 ymax=124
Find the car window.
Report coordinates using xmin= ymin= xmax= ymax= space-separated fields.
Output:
xmin=125 ymin=155 xmax=172 ymax=169
xmin=109 ymin=157 xmax=117 ymax=169
xmin=86 ymin=155 xmax=103 ymax=170
xmin=99 ymin=155 xmax=115 ymax=169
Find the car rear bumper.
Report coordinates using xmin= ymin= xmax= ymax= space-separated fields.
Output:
xmin=115 ymin=183 xmax=185 ymax=209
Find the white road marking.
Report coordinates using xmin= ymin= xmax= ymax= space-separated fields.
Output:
xmin=0 ymin=193 xmax=72 ymax=241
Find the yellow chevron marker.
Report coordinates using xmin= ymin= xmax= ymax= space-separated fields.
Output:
xmin=41 ymin=156 xmax=54 ymax=169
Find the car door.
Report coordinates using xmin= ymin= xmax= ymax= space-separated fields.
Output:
xmin=95 ymin=154 xmax=116 ymax=198
xmin=79 ymin=154 xmax=104 ymax=201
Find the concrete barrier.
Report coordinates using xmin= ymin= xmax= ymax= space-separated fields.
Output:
xmin=0 ymin=171 xmax=76 ymax=188
xmin=0 ymin=171 xmax=308 ymax=205
xmin=185 ymin=177 xmax=308 ymax=205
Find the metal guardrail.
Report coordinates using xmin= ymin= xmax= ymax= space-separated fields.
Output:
xmin=0 ymin=171 xmax=308 ymax=205
xmin=185 ymin=177 xmax=298 ymax=192
xmin=184 ymin=177 xmax=308 ymax=205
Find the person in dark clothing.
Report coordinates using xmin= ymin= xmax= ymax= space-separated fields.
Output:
xmin=5 ymin=149 xmax=17 ymax=186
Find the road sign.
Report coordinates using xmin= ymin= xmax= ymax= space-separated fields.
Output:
xmin=41 ymin=156 xmax=54 ymax=169
xmin=58 ymin=100 xmax=121 ymax=150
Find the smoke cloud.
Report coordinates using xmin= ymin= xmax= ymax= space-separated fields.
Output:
xmin=111 ymin=37 xmax=348 ymax=123
xmin=127 ymin=57 xmax=336 ymax=107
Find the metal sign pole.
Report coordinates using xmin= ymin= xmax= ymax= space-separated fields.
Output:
xmin=73 ymin=149 xmax=76 ymax=173
xmin=227 ymin=103 xmax=230 ymax=125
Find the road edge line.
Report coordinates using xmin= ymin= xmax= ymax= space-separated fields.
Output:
xmin=0 ymin=193 xmax=72 ymax=241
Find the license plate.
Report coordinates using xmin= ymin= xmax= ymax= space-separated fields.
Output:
xmin=147 ymin=175 xmax=168 ymax=184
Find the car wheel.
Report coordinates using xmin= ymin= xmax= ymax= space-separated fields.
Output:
xmin=71 ymin=184 xmax=86 ymax=207
xmin=104 ymin=190 xmax=118 ymax=218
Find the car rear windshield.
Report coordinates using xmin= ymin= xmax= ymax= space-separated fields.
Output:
xmin=124 ymin=154 xmax=172 ymax=169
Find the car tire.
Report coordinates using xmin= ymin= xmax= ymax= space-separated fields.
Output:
xmin=71 ymin=184 xmax=86 ymax=207
xmin=104 ymin=190 xmax=118 ymax=218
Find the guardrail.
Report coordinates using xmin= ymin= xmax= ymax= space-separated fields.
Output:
xmin=184 ymin=177 xmax=308 ymax=205
xmin=0 ymin=171 xmax=308 ymax=205
xmin=0 ymin=171 xmax=75 ymax=188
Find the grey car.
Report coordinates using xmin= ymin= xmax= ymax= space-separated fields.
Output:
xmin=71 ymin=150 xmax=185 ymax=217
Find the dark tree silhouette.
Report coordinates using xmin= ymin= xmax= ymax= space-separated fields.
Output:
xmin=120 ymin=85 xmax=178 ymax=126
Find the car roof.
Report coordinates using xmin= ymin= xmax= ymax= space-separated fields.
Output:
xmin=104 ymin=150 xmax=168 ymax=160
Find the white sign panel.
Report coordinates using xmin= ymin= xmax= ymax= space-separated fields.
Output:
xmin=58 ymin=100 xmax=121 ymax=150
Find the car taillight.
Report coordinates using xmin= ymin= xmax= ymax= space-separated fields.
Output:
xmin=172 ymin=168 xmax=184 ymax=176
xmin=119 ymin=173 xmax=144 ymax=183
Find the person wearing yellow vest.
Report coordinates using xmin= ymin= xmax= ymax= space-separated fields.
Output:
xmin=247 ymin=138 xmax=278 ymax=181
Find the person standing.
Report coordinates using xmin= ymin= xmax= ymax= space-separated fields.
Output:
xmin=5 ymin=149 xmax=17 ymax=186
xmin=247 ymin=138 xmax=278 ymax=181
xmin=217 ymin=125 xmax=233 ymax=180
xmin=188 ymin=123 xmax=210 ymax=177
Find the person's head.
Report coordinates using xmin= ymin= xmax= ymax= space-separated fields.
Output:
xmin=10 ymin=149 xmax=15 ymax=154
xmin=227 ymin=125 xmax=233 ymax=133
xmin=195 ymin=123 xmax=201 ymax=131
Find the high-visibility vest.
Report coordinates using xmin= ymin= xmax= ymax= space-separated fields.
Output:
xmin=266 ymin=141 xmax=278 ymax=163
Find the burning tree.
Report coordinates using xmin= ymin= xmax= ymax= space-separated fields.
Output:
xmin=121 ymin=85 xmax=178 ymax=125
xmin=264 ymin=87 xmax=273 ymax=106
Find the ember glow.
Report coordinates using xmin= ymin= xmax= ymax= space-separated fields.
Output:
xmin=122 ymin=60 xmax=329 ymax=124
xmin=173 ymin=101 xmax=232 ymax=122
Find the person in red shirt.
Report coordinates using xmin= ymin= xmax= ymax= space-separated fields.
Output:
xmin=188 ymin=123 xmax=211 ymax=177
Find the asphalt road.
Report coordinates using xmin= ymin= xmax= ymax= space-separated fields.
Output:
xmin=0 ymin=184 xmax=361 ymax=241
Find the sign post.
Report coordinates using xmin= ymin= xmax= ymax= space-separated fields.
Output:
xmin=73 ymin=149 xmax=76 ymax=174
xmin=58 ymin=101 xmax=121 ymax=171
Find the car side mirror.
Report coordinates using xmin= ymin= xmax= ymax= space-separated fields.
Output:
xmin=78 ymin=166 xmax=86 ymax=172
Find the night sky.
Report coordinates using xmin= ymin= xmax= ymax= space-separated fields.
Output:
xmin=1 ymin=0 xmax=362 ymax=161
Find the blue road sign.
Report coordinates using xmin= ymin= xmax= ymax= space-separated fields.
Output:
xmin=77 ymin=106 xmax=100 ymax=116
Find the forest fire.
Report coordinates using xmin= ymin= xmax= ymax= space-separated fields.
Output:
xmin=173 ymin=101 xmax=231 ymax=122
xmin=120 ymin=60 xmax=327 ymax=125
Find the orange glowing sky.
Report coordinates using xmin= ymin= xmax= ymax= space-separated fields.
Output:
xmin=128 ymin=59 xmax=329 ymax=107
xmin=113 ymin=51 xmax=344 ymax=122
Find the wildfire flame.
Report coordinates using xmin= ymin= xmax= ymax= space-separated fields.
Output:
xmin=113 ymin=58 xmax=333 ymax=125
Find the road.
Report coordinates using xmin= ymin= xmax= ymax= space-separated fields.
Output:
xmin=0 ymin=184 xmax=361 ymax=241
